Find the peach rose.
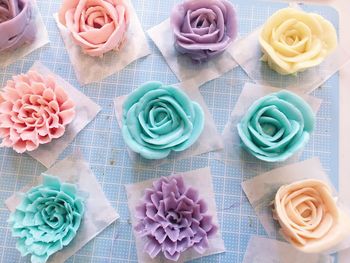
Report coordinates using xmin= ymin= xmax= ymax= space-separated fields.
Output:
xmin=59 ymin=0 xmax=129 ymax=57
xmin=273 ymin=179 xmax=350 ymax=253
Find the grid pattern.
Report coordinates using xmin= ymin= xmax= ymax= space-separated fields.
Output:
xmin=0 ymin=1 xmax=339 ymax=263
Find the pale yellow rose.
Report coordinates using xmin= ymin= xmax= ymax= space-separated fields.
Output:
xmin=273 ymin=179 xmax=350 ymax=253
xmin=259 ymin=8 xmax=337 ymax=75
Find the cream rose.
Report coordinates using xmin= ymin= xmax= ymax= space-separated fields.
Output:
xmin=273 ymin=179 xmax=350 ymax=253
xmin=259 ymin=8 xmax=337 ymax=75
xmin=58 ymin=0 xmax=129 ymax=57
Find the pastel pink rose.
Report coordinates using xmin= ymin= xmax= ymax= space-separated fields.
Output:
xmin=59 ymin=0 xmax=129 ymax=57
xmin=0 ymin=71 xmax=75 ymax=153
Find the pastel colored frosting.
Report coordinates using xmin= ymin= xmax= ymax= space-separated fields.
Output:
xmin=273 ymin=179 xmax=350 ymax=253
xmin=0 ymin=71 xmax=76 ymax=153
xmin=0 ymin=0 xmax=36 ymax=52
xmin=8 ymin=175 xmax=85 ymax=263
xmin=135 ymin=175 xmax=217 ymax=261
xmin=170 ymin=0 xmax=237 ymax=62
xmin=259 ymin=8 xmax=337 ymax=75
xmin=59 ymin=0 xmax=129 ymax=57
xmin=237 ymin=91 xmax=315 ymax=162
xmin=122 ymin=81 xmax=205 ymax=159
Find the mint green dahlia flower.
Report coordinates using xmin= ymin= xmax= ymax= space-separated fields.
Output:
xmin=237 ymin=91 xmax=315 ymax=162
xmin=122 ymin=81 xmax=205 ymax=159
xmin=8 ymin=175 xmax=85 ymax=263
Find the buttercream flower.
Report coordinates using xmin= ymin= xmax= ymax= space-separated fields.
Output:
xmin=259 ymin=8 xmax=337 ymax=75
xmin=0 ymin=0 xmax=36 ymax=52
xmin=122 ymin=81 xmax=205 ymax=159
xmin=135 ymin=176 xmax=217 ymax=261
xmin=237 ymin=91 xmax=315 ymax=162
xmin=273 ymin=179 xmax=350 ymax=253
xmin=8 ymin=175 xmax=85 ymax=263
xmin=170 ymin=0 xmax=237 ymax=62
xmin=58 ymin=0 xmax=129 ymax=57
xmin=0 ymin=71 xmax=76 ymax=153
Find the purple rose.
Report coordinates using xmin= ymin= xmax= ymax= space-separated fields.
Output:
xmin=134 ymin=176 xmax=217 ymax=261
xmin=0 ymin=0 xmax=36 ymax=52
xmin=170 ymin=0 xmax=237 ymax=62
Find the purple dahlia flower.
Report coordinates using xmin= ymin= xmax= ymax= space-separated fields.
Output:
xmin=135 ymin=176 xmax=217 ymax=261
xmin=170 ymin=0 xmax=237 ymax=62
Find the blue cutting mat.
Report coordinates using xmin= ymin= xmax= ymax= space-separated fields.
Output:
xmin=0 ymin=0 xmax=339 ymax=262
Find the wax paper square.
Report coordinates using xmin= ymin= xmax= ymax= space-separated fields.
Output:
xmin=54 ymin=0 xmax=150 ymax=85
xmin=5 ymin=153 xmax=119 ymax=263
xmin=147 ymin=18 xmax=238 ymax=88
xmin=125 ymin=167 xmax=225 ymax=263
xmin=25 ymin=61 xmax=101 ymax=167
xmin=114 ymin=79 xmax=224 ymax=166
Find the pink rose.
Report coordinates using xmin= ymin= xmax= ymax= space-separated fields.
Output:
xmin=59 ymin=0 xmax=129 ymax=57
xmin=0 ymin=71 xmax=75 ymax=153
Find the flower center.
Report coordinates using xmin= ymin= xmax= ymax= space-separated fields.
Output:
xmin=261 ymin=122 xmax=277 ymax=136
xmin=166 ymin=210 xmax=182 ymax=224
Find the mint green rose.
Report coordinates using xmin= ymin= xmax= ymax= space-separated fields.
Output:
xmin=8 ymin=175 xmax=85 ymax=263
xmin=122 ymin=81 xmax=205 ymax=159
xmin=237 ymin=91 xmax=315 ymax=162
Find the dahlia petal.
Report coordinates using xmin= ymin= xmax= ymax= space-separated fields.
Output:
xmin=144 ymin=237 xmax=162 ymax=259
xmin=58 ymin=109 xmax=75 ymax=125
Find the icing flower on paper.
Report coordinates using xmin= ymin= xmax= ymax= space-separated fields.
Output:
xmin=259 ymin=8 xmax=337 ymax=75
xmin=0 ymin=0 xmax=36 ymax=52
xmin=59 ymin=0 xmax=129 ymax=57
xmin=237 ymin=91 xmax=314 ymax=162
xmin=135 ymin=176 xmax=217 ymax=261
xmin=8 ymin=175 xmax=85 ymax=263
xmin=170 ymin=0 xmax=237 ymax=62
xmin=122 ymin=81 xmax=205 ymax=159
xmin=273 ymin=179 xmax=350 ymax=253
xmin=0 ymin=71 xmax=76 ymax=153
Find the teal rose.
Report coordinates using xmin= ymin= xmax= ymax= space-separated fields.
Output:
xmin=237 ymin=91 xmax=315 ymax=162
xmin=8 ymin=175 xmax=85 ymax=263
xmin=122 ymin=81 xmax=205 ymax=159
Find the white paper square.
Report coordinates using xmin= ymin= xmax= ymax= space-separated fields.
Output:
xmin=243 ymin=236 xmax=333 ymax=263
xmin=229 ymin=27 xmax=350 ymax=93
xmin=241 ymin=157 xmax=350 ymax=254
xmin=147 ymin=19 xmax=238 ymax=87
xmin=54 ymin=0 xmax=151 ymax=85
xmin=114 ymin=79 xmax=224 ymax=166
xmin=5 ymin=153 xmax=119 ymax=263
xmin=25 ymin=61 xmax=101 ymax=167
xmin=0 ymin=1 xmax=49 ymax=68
xmin=125 ymin=167 xmax=225 ymax=263
xmin=219 ymin=82 xmax=322 ymax=165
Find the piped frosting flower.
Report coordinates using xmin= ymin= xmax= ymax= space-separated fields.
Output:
xmin=58 ymin=0 xmax=129 ymax=57
xmin=273 ymin=179 xmax=350 ymax=253
xmin=0 ymin=0 xmax=36 ymax=52
xmin=259 ymin=8 xmax=337 ymax=75
xmin=8 ymin=175 xmax=85 ymax=263
xmin=237 ymin=91 xmax=315 ymax=162
xmin=170 ymin=0 xmax=237 ymax=62
xmin=135 ymin=176 xmax=217 ymax=261
xmin=0 ymin=70 xmax=76 ymax=153
xmin=122 ymin=81 xmax=205 ymax=159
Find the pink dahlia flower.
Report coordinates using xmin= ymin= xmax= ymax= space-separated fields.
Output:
xmin=0 ymin=71 xmax=75 ymax=153
xmin=135 ymin=176 xmax=217 ymax=261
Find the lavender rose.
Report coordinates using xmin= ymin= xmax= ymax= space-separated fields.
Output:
xmin=135 ymin=176 xmax=217 ymax=261
xmin=170 ymin=0 xmax=237 ymax=62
